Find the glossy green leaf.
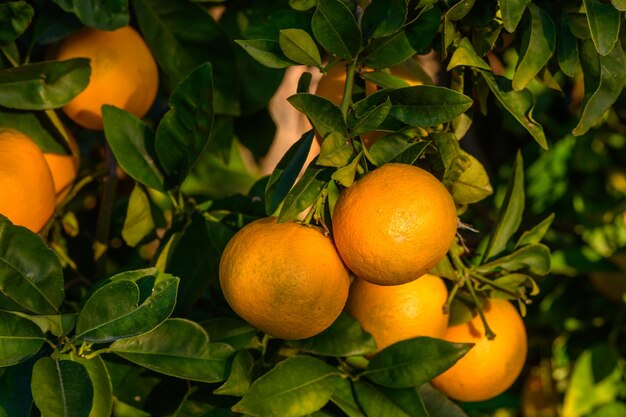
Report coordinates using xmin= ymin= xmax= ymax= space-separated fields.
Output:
xmin=279 ymin=29 xmax=322 ymax=67
xmin=0 ymin=1 xmax=34 ymax=43
xmin=278 ymin=163 xmax=332 ymax=222
xmin=68 ymin=356 xmax=112 ymax=417
xmin=480 ymin=71 xmax=547 ymax=149
xmin=133 ymin=0 xmax=238 ymax=115
xmin=110 ymin=319 xmax=234 ymax=383
xmin=75 ymin=275 xmax=178 ymax=343
xmin=233 ymin=356 xmax=341 ymax=417
xmin=364 ymin=337 xmax=472 ymax=388
xmin=311 ymin=0 xmax=361 ymax=60
xmin=330 ymin=378 xmax=366 ymax=417
xmin=483 ymin=273 xmax=539 ymax=299
xmin=405 ymin=5 xmax=441 ymax=54
xmin=0 ymin=311 xmax=44 ymax=367
xmin=572 ymin=41 xmax=626 ymax=136
xmin=366 ymin=135 xmax=428 ymax=167
xmin=447 ymin=38 xmax=491 ymax=71
xmin=52 ymin=0 xmax=128 ymax=30
xmin=235 ymin=39 xmax=295 ymax=69
xmin=22 ymin=313 xmax=76 ymax=337
xmin=0 ymin=214 xmax=64 ymax=314
xmin=515 ymin=213 xmax=555 ymax=249
xmin=445 ymin=0 xmax=474 ymax=21
xmin=31 ymin=358 xmax=93 ymax=417
xmin=363 ymin=31 xmax=416 ymax=69
xmin=201 ymin=318 xmax=260 ymax=350
xmin=102 ymin=105 xmax=165 ymax=192
xmin=121 ymin=184 xmax=155 ymax=247
xmin=476 ymin=244 xmax=551 ymax=275
xmin=348 ymin=98 xmax=391 ymax=138
xmin=0 ymin=59 xmax=89 ymax=110
xmin=289 ymin=312 xmax=377 ymax=357
xmin=558 ymin=14 xmax=578 ymax=77
xmin=332 ymin=153 xmax=362 ymax=187
xmin=512 ymin=4 xmax=556 ymax=91
xmin=214 ymin=349 xmax=254 ymax=396
xmin=501 ymin=0 xmax=529 ymax=32
xmin=354 ymin=380 xmax=428 ymax=417
xmin=0 ymin=110 xmax=64 ymax=153
xmin=288 ymin=93 xmax=347 ymax=137
xmin=583 ymin=0 xmax=620 ymax=56
xmin=452 ymin=153 xmax=493 ymax=204
xmin=265 ymin=129 xmax=315 ymax=215
xmin=417 ymin=384 xmax=468 ymax=417
xmin=317 ymin=132 xmax=354 ymax=167
xmin=155 ymin=62 xmax=214 ymax=188
xmin=362 ymin=0 xmax=407 ymax=39
xmin=0 ymin=356 xmax=35 ymax=417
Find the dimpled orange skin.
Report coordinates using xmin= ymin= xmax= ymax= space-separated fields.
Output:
xmin=0 ymin=129 xmax=56 ymax=232
xmin=43 ymin=133 xmax=80 ymax=205
xmin=431 ymin=298 xmax=528 ymax=402
xmin=219 ymin=217 xmax=351 ymax=340
xmin=345 ymin=273 xmax=449 ymax=353
xmin=332 ymin=163 xmax=457 ymax=286
xmin=55 ymin=26 xmax=158 ymax=130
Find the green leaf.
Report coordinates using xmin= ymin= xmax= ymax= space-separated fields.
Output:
xmin=233 ymin=356 xmax=341 ymax=417
xmin=572 ymin=41 xmax=626 ymax=136
xmin=102 ymin=106 xmax=165 ymax=192
xmin=500 ymin=0 xmax=530 ymax=32
xmin=330 ymin=378 xmax=366 ymax=417
xmin=512 ymin=4 xmax=556 ymax=91
xmin=332 ymin=153 xmax=362 ymax=187
xmin=482 ymin=273 xmax=539 ymax=299
xmin=31 ymin=357 xmax=94 ymax=417
xmin=445 ymin=0 xmax=474 ymax=21
xmin=588 ymin=403 xmax=626 ymax=417
xmin=363 ymin=31 xmax=415 ymax=69
xmin=612 ymin=0 xmax=626 ymax=10
xmin=155 ymin=62 xmax=214 ymax=188
xmin=265 ymin=129 xmax=315 ymax=215
xmin=0 ymin=110 xmax=64 ymax=153
xmin=0 ymin=59 xmax=90 ymax=111
xmin=480 ymin=71 xmax=547 ymax=149
xmin=0 ymin=214 xmax=64 ymax=314
xmin=51 ymin=0 xmax=128 ymax=30
xmin=583 ymin=0 xmax=620 ymax=56
xmin=214 ymin=349 xmax=254 ymax=396
xmin=74 ymin=275 xmax=178 ymax=343
xmin=289 ymin=312 xmax=377 ymax=357
xmin=482 ymin=151 xmax=524 ymax=261
xmin=405 ymin=6 xmax=441 ymax=53
xmin=288 ymin=93 xmax=347 ymax=137
xmin=366 ymin=135 xmax=428 ymax=167
xmin=558 ymin=14 xmax=579 ymax=77
xmin=110 ymin=318 xmax=234 ymax=383
xmin=235 ymin=39 xmax=295 ymax=69
xmin=279 ymin=29 xmax=322 ymax=67
xmin=364 ymin=337 xmax=473 ymax=388
xmin=317 ymin=132 xmax=354 ymax=167
xmin=68 ymin=356 xmax=112 ymax=417
xmin=133 ymin=0 xmax=238 ymax=115
xmin=361 ymin=71 xmax=412 ymax=89
xmin=451 ymin=153 xmax=493 ymax=204
xmin=362 ymin=0 xmax=407 ymax=39
xmin=21 ymin=313 xmax=76 ymax=337
xmin=0 ymin=1 xmax=34 ymax=43
xmin=121 ymin=184 xmax=155 ymax=247
xmin=0 ymin=356 xmax=35 ymax=417
xmin=417 ymin=384 xmax=468 ymax=417
xmin=0 ymin=311 xmax=44 ymax=367
xmin=476 ymin=244 xmax=551 ymax=276
xmin=201 ymin=318 xmax=260 ymax=350
xmin=311 ymin=0 xmax=361 ymax=60
xmin=353 ymin=380 xmax=428 ymax=417
xmin=348 ymin=98 xmax=392 ymax=138
xmin=278 ymin=163 xmax=332 ymax=222
xmin=447 ymin=38 xmax=491 ymax=71
xmin=515 ymin=213 xmax=555 ymax=249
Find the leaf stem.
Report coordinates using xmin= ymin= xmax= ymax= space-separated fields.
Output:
xmin=82 ymin=348 xmax=112 ymax=360
xmin=340 ymin=58 xmax=359 ymax=120
xmin=444 ymin=283 xmax=459 ymax=314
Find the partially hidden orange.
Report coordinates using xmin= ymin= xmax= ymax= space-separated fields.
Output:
xmin=43 ymin=132 xmax=80 ymax=205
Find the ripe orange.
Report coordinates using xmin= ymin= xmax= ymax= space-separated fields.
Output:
xmin=315 ymin=61 xmax=377 ymax=108
xmin=55 ymin=26 xmax=158 ymax=130
xmin=431 ymin=298 xmax=528 ymax=402
xmin=43 ymin=133 xmax=80 ymax=204
xmin=345 ymin=273 xmax=449 ymax=352
xmin=332 ymin=163 xmax=457 ymax=286
xmin=219 ymin=217 xmax=350 ymax=340
xmin=0 ymin=129 xmax=56 ymax=232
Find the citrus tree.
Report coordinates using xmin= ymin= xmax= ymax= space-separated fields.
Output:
xmin=0 ymin=0 xmax=624 ymax=416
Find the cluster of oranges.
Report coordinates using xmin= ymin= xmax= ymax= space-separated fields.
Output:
xmin=219 ymin=63 xmax=528 ymax=403
xmin=0 ymin=26 xmax=158 ymax=234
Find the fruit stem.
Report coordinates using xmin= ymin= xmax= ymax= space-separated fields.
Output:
xmin=444 ymin=283 xmax=459 ymax=314
xmin=340 ymin=58 xmax=359 ymax=120
xmin=469 ymin=271 xmax=522 ymax=300
xmin=94 ymin=143 xmax=118 ymax=278
xmin=466 ymin=279 xmax=496 ymax=340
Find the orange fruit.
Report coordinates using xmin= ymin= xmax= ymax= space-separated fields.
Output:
xmin=55 ymin=26 xmax=159 ymax=130
xmin=0 ymin=129 xmax=56 ymax=232
xmin=219 ymin=217 xmax=350 ymax=340
xmin=43 ymin=133 xmax=80 ymax=204
xmin=345 ymin=273 xmax=449 ymax=353
xmin=315 ymin=61 xmax=377 ymax=108
xmin=431 ymin=298 xmax=528 ymax=402
xmin=332 ymin=163 xmax=457 ymax=286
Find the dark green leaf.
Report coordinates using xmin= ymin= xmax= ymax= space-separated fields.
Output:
xmin=0 ymin=311 xmax=44 ymax=367
xmin=317 ymin=132 xmax=354 ymax=167
xmin=311 ymin=0 xmax=361 ymax=60
xmin=583 ymin=0 xmax=620 ymax=55
xmin=348 ymin=98 xmax=391 ymax=138
xmin=214 ymin=349 xmax=254 ymax=396
xmin=0 ymin=215 xmax=64 ymax=314
xmin=0 ymin=356 xmax=35 ymax=417
xmin=279 ymin=29 xmax=322 ymax=67
xmin=405 ymin=6 xmax=441 ymax=54
xmin=364 ymin=337 xmax=472 ymax=388
xmin=289 ymin=312 xmax=377 ymax=357
xmin=31 ymin=358 xmax=93 ymax=417
xmin=235 ymin=39 xmax=295 ymax=69
xmin=362 ymin=0 xmax=407 ymax=39
xmin=572 ymin=41 xmax=626 ymax=136
xmin=476 ymin=244 xmax=551 ymax=275
xmin=278 ymin=163 xmax=332 ymax=222
xmin=500 ymin=0 xmax=529 ymax=32
xmin=363 ymin=31 xmax=416 ymax=69
xmin=51 ymin=0 xmax=128 ymax=30
xmin=0 ymin=1 xmax=34 ymax=43
xmin=330 ymin=378 xmax=366 ymax=417
xmin=558 ymin=14 xmax=579 ymax=77
xmin=121 ymin=184 xmax=155 ymax=247
xmin=512 ymin=4 xmax=556 ymax=91
xmin=233 ymin=356 xmax=341 ymax=417
xmin=288 ymin=93 xmax=347 ymax=137
xmin=0 ymin=59 xmax=89 ymax=110
xmin=265 ymin=129 xmax=315 ymax=215
xmin=68 ymin=356 xmax=112 ymax=417
xmin=471 ymin=20 xmax=502 ymax=56
xmin=0 ymin=110 xmax=64 ymax=153
xmin=353 ymin=380 xmax=428 ymax=417
xmin=482 ymin=151 xmax=525 ymax=262
xmin=447 ymin=37 xmax=491 ymax=71
xmin=366 ymin=135 xmax=427 ymax=167
xmin=201 ymin=318 xmax=260 ymax=350
xmin=482 ymin=273 xmax=539 ymax=299
xmin=515 ymin=213 xmax=555 ymax=249
xmin=102 ymin=105 xmax=165 ymax=192
xmin=75 ymin=275 xmax=178 ymax=343
xmin=479 ymin=71 xmax=547 ymax=149
xmin=445 ymin=0 xmax=474 ymax=21
xmin=110 ymin=318 xmax=234 ymax=383
xmin=417 ymin=384 xmax=468 ymax=417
